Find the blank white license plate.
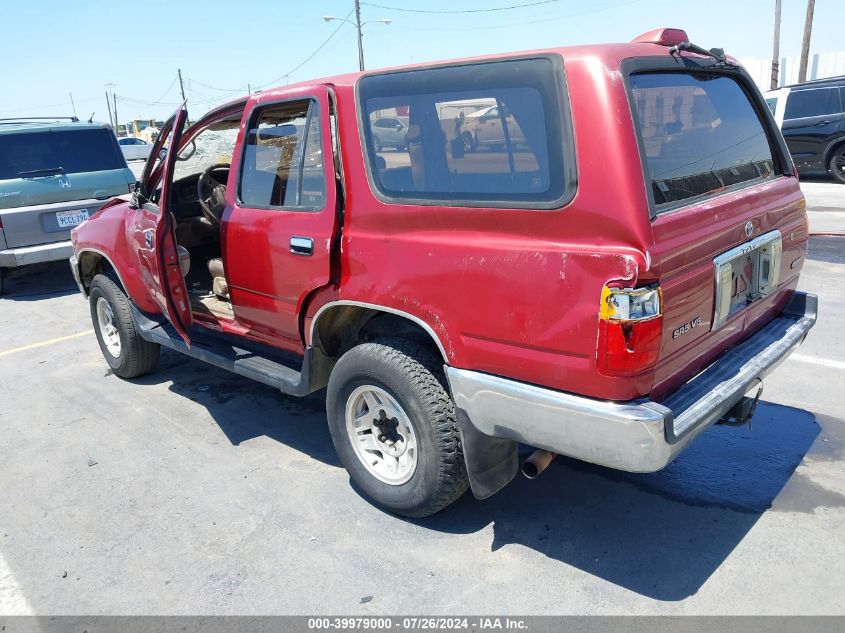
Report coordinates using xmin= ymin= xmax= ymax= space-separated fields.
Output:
xmin=56 ymin=209 xmax=89 ymax=228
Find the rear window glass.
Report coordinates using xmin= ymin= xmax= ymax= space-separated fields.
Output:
xmin=358 ymin=57 xmax=574 ymax=208
xmin=629 ymin=72 xmax=776 ymax=210
xmin=783 ymin=88 xmax=842 ymax=119
xmin=0 ymin=128 xmax=125 ymax=180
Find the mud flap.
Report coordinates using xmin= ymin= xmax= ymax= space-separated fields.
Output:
xmin=456 ymin=409 xmax=518 ymax=499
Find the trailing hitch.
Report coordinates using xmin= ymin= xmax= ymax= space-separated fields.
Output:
xmin=717 ymin=379 xmax=763 ymax=428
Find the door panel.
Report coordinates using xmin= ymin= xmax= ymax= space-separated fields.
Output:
xmin=781 ymin=87 xmax=844 ymax=170
xmin=222 ymin=87 xmax=338 ymax=352
xmin=132 ymin=103 xmax=192 ymax=344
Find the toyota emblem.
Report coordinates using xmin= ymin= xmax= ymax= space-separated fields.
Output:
xmin=744 ymin=221 xmax=754 ymax=238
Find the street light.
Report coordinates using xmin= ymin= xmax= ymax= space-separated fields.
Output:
xmin=323 ymin=2 xmax=392 ymax=72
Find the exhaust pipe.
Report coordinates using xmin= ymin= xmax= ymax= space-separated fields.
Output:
xmin=521 ymin=449 xmax=556 ymax=479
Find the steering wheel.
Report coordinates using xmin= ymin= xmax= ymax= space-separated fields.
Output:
xmin=196 ymin=163 xmax=230 ymax=224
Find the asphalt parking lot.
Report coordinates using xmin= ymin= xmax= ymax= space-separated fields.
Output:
xmin=1 ymin=179 xmax=843 ymax=615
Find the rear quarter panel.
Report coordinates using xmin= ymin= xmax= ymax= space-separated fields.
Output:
xmin=323 ymin=54 xmax=659 ymax=401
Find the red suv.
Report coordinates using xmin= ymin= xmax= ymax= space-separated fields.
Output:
xmin=70 ymin=28 xmax=817 ymax=517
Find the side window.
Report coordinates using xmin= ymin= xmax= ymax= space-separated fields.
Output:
xmin=783 ymin=88 xmax=840 ymax=120
xmin=360 ymin=57 xmax=573 ymax=208
xmin=238 ymin=100 xmax=326 ymax=210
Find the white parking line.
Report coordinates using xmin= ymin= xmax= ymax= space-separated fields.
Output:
xmin=790 ymin=354 xmax=845 ymax=371
xmin=0 ymin=550 xmax=33 ymax=615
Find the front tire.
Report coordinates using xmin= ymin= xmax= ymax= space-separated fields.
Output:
xmin=89 ymin=274 xmax=159 ymax=378
xmin=830 ymin=146 xmax=845 ymax=184
xmin=326 ymin=338 xmax=468 ymax=517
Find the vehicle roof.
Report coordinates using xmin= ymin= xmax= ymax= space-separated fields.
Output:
xmin=0 ymin=120 xmax=113 ymax=136
xmin=202 ymin=40 xmax=689 ymax=117
xmin=782 ymin=75 xmax=845 ymax=90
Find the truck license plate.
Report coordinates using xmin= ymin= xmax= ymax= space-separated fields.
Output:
xmin=56 ymin=209 xmax=89 ymax=228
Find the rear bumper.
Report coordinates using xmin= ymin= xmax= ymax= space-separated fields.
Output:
xmin=447 ymin=292 xmax=817 ymax=476
xmin=0 ymin=240 xmax=73 ymax=268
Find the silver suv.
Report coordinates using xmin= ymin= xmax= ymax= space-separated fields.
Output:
xmin=0 ymin=117 xmax=135 ymax=293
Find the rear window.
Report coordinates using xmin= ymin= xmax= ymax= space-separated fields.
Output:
xmin=629 ymin=72 xmax=776 ymax=210
xmin=358 ymin=57 xmax=575 ymax=208
xmin=0 ymin=128 xmax=125 ymax=180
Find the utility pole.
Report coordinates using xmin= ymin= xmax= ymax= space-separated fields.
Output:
xmin=69 ymin=92 xmax=77 ymax=117
xmin=354 ymin=0 xmax=365 ymax=72
xmin=798 ymin=0 xmax=815 ymax=83
xmin=770 ymin=0 xmax=781 ymax=89
xmin=177 ymin=69 xmax=187 ymax=102
xmin=247 ymin=83 xmax=251 ymax=95
xmin=104 ymin=85 xmax=114 ymax=127
xmin=113 ymin=93 xmax=119 ymax=136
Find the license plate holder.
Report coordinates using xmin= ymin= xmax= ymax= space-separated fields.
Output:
xmin=712 ymin=230 xmax=782 ymax=331
xmin=56 ymin=208 xmax=89 ymax=228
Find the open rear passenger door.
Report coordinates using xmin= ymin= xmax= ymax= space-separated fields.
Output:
xmin=133 ymin=103 xmax=192 ymax=345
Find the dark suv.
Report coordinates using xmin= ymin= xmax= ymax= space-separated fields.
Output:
xmin=765 ymin=76 xmax=845 ymax=183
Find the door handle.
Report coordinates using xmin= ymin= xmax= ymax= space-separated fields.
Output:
xmin=290 ymin=236 xmax=314 ymax=256
xmin=144 ymin=230 xmax=154 ymax=249
xmin=815 ymin=120 xmax=832 ymax=126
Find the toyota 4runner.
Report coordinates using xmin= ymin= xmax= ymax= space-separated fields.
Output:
xmin=70 ymin=28 xmax=817 ymax=517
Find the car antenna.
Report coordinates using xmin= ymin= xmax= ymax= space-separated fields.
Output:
xmin=87 ymin=112 xmax=95 ymax=123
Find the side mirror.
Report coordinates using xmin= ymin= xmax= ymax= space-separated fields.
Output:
xmin=129 ymin=188 xmax=142 ymax=210
xmin=395 ymin=123 xmax=403 ymax=131
xmin=176 ymin=140 xmax=197 ymax=161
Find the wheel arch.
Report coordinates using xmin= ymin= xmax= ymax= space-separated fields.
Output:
xmin=824 ymin=136 xmax=845 ymax=167
xmin=75 ymin=248 xmax=129 ymax=296
xmin=309 ymin=302 xmax=450 ymax=364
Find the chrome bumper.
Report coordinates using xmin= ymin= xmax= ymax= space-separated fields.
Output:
xmin=447 ymin=292 xmax=817 ymax=481
xmin=0 ymin=240 xmax=73 ymax=268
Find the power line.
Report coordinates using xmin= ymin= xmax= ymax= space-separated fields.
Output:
xmin=392 ymin=0 xmax=638 ymax=32
xmin=187 ymin=77 xmax=246 ymax=93
xmin=361 ymin=0 xmax=561 ymax=13
xmin=253 ymin=7 xmax=355 ymax=90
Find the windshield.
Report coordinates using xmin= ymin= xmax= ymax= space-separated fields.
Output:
xmin=173 ymin=122 xmax=240 ymax=181
xmin=629 ymin=72 xmax=776 ymax=210
xmin=0 ymin=128 xmax=125 ymax=180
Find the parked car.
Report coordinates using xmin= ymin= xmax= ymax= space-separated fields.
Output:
xmin=765 ymin=75 xmax=845 ymax=183
xmin=118 ymin=136 xmax=152 ymax=161
xmin=459 ymin=104 xmax=527 ymax=152
xmin=370 ymin=116 xmax=408 ymax=151
xmin=70 ymin=28 xmax=816 ymax=517
xmin=0 ymin=117 xmax=135 ymax=294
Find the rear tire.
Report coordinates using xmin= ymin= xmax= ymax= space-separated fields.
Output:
xmin=326 ymin=338 xmax=468 ymax=517
xmin=0 ymin=268 xmax=6 ymax=296
xmin=89 ymin=274 xmax=159 ymax=378
xmin=830 ymin=146 xmax=845 ymax=184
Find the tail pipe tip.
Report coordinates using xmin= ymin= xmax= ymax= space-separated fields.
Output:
xmin=521 ymin=449 xmax=556 ymax=479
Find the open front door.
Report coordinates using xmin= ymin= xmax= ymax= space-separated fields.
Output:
xmin=134 ymin=103 xmax=192 ymax=344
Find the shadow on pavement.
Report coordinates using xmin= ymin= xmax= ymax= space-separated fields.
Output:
xmin=1 ymin=261 xmax=80 ymax=301
xmin=132 ymin=349 xmax=340 ymax=466
xmin=131 ymin=348 xmax=824 ymax=602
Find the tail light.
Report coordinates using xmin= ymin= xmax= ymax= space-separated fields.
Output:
xmin=598 ymin=285 xmax=663 ymax=376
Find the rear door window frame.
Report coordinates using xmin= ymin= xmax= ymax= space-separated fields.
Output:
xmin=355 ymin=53 xmax=577 ymax=211
xmin=622 ymin=56 xmax=793 ymax=219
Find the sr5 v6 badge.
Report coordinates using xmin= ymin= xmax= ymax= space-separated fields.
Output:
xmin=673 ymin=316 xmax=702 ymax=339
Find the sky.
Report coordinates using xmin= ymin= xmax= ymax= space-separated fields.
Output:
xmin=2 ymin=0 xmax=841 ymax=123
